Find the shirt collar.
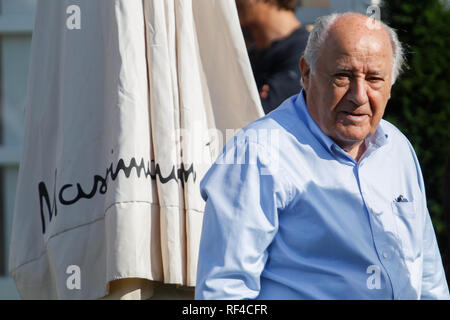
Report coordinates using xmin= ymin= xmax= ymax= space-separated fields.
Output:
xmin=293 ymin=90 xmax=389 ymax=159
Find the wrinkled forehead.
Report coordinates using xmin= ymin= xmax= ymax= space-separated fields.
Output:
xmin=327 ymin=15 xmax=393 ymax=57
xmin=321 ymin=17 xmax=394 ymax=72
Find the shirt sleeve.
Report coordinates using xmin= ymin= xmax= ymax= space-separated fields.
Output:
xmin=408 ymin=143 xmax=450 ymax=299
xmin=421 ymin=211 xmax=450 ymax=299
xmin=194 ymin=136 xmax=287 ymax=300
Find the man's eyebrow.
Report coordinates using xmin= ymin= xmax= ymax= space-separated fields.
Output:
xmin=334 ymin=67 xmax=387 ymax=77
xmin=366 ymin=70 xmax=385 ymax=76
xmin=335 ymin=66 xmax=353 ymax=72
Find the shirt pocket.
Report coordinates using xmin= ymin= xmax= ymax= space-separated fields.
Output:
xmin=391 ymin=200 xmax=422 ymax=261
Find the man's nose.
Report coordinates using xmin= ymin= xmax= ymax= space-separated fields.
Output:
xmin=348 ymin=78 xmax=369 ymax=106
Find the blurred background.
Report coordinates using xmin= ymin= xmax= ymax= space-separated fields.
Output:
xmin=0 ymin=0 xmax=35 ymax=299
xmin=0 ymin=0 xmax=448 ymax=299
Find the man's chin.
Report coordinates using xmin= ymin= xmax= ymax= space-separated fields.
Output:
xmin=336 ymin=124 xmax=371 ymax=139
xmin=334 ymin=130 xmax=369 ymax=149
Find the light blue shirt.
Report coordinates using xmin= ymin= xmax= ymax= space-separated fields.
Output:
xmin=195 ymin=92 xmax=450 ymax=300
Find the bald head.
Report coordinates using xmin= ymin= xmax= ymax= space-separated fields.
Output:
xmin=329 ymin=12 xmax=388 ymax=34
xmin=327 ymin=13 xmax=393 ymax=61
xmin=323 ymin=13 xmax=394 ymax=81
xmin=303 ymin=12 xmax=405 ymax=85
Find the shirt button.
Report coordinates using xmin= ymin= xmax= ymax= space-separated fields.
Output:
xmin=382 ymin=252 xmax=388 ymax=259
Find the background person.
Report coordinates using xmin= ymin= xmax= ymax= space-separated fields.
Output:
xmin=236 ymin=0 xmax=309 ymax=114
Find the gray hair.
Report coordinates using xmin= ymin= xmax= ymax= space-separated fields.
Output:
xmin=302 ymin=13 xmax=405 ymax=85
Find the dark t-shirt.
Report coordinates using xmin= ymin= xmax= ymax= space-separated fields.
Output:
xmin=249 ymin=26 xmax=309 ymax=114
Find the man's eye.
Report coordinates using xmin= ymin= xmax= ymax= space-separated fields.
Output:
xmin=333 ymin=74 xmax=351 ymax=85
xmin=335 ymin=74 xmax=350 ymax=79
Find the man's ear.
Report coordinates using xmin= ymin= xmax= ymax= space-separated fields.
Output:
xmin=300 ymin=57 xmax=311 ymax=90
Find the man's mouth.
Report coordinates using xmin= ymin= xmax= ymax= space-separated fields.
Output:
xmin=341 ymin=111 xmax=369 ymax=122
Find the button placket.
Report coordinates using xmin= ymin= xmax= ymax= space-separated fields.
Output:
xmin=358 ymin=166 xmax=395 ymax=298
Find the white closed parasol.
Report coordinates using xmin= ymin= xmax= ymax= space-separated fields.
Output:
xmin=9 ymin=0 xmax=263 ymax=299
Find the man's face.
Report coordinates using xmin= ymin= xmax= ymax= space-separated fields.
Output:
xmin=235 ymin=0 xmax=258 ymax=27
xmin=301 ymin=17 xmax=394 ymax=150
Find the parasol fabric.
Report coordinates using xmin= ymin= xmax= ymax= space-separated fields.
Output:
xmin=9 ymin=0 xmax=263 ymax=299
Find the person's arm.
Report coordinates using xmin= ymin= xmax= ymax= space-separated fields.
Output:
xmin=420 ymin=211 xmax=450 ymax=299
xmin=260 ymin=62 xmax=301 ymax=114
xmin=257 ymin=35 xmax=307 ymax=114
xmin=407 ymin=142 xmax=450 ymax=299
xmin=194 ymin=137 xmax=288 ymax=300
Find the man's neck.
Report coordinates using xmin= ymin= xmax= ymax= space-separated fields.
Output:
xmin=249 ymin=9 xmax=301 ymax=49
xmin=342 ymin=140 xmax=367 ymax=162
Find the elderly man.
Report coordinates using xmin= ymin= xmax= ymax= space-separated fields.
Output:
xmin=195 ymin=13 xmax=450 ymax=300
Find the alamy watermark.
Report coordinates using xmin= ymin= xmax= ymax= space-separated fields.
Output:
xmin=66 ymin=265 xmax=81 ymax=290
xmin=366 ymin=265 xmax=381 ymax=290
xmin=176 ymin=124 xmax=281 ymax=175
xmin=66 ymin=5 xmax=81 ymax=30
xmin=366 ymin=4 xmax=382 ymax=30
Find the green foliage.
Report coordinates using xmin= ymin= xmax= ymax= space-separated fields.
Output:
xmin=383 ymin=0 xmax=450 ymax=271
